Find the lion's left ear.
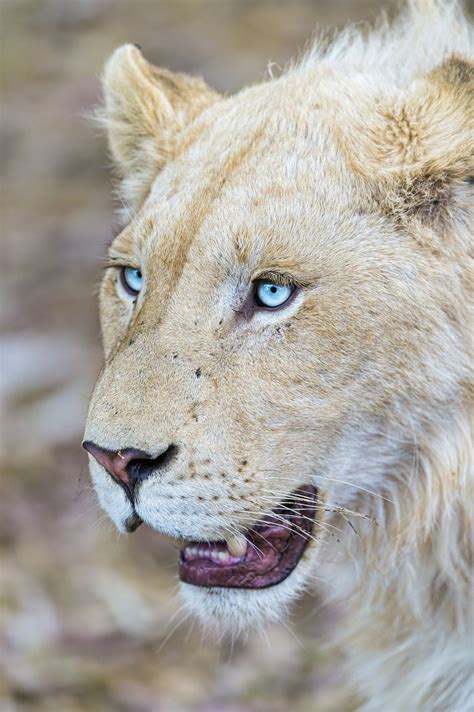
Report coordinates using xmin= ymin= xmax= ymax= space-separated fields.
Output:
xmin=339 ymin=56 xmax=473 ymax=240
xmin=99 ymin=44 xmax=221 ymax=212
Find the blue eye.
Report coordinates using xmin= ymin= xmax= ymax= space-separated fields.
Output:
xmin=120 ymin=266 xmax=143 ymax=296
xmin=255 ymin=281 xmax=294 ymax=309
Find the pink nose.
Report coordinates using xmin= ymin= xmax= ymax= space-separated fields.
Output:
xmin=83 ymin=441 xmax=177 ymax=501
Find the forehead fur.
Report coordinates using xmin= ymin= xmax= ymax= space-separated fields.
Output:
xmin=100 ymin=0 xmax=473 ymax=253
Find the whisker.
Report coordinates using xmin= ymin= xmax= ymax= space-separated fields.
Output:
xmin=257 ymin=489 xmax=378 ymax=524
xmin=184 ymin=617 xmax=197 ymax=646
xmin=220 ymin=521 xmax=265 ymax=560
xmin=233 ymin=507 xmax=328 ymax=548
xmin=248 ymin=496 xmax=347 ymax=536
xmin=156 ymin=607 xmax=191 ymax=653
xmin=280 ymin=618 xmax=305 ymax=649
xmin=254 ymin=471 xmax=395 ymax=504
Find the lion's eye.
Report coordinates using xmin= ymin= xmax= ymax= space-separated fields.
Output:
xmin=254 ymin=281 xmax=294 ymax=309
xmin=120 ymin=266 xmax=143 ymax=296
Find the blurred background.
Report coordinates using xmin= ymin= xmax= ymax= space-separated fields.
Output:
xmin=0 ymin=1 xmax=415 ymax=710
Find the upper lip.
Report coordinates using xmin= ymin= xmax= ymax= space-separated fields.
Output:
xmin=125 ymin=485 xmax=318 ymax=589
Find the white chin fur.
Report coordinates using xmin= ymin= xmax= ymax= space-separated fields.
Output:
xmin=179 ymin=545 xmax=318 ymax=638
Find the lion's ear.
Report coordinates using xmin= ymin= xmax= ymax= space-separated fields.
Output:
xmin=339 ymin=56 xmax=473 ymax=240
xmin=100 ymin=44 xmax=220 ymax=212
xmin=410 ymin=57 xmax=473 ymax=179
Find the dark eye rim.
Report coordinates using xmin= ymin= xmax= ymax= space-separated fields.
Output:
xmin=119 ymin=266 xmax=142 ymax=296
xmin=253 ymin=280 xmax=297 ymax=310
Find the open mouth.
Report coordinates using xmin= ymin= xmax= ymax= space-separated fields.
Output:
xmin=179 ymin=484 xmax=317 ymax=589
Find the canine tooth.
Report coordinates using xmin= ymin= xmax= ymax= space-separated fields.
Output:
xmin=226 ymin=534 xmax=248 ymax=557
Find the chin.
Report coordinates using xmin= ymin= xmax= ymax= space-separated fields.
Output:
xmin=90 ymin=465 xmax=325 ymax=636
xmin=170 ymin=484 xmax=323 ymax=637
xmin=178 ymin=542 xmax=319 ymax=638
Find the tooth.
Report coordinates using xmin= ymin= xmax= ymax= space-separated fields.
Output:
xmin=226 ymin=534 xmax=248 ymax=557
xmin=218 ymin=551 xmax=230 ymax=562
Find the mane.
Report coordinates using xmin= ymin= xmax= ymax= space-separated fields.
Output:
xmin=294 ymin=0 xmax=473 ymax=87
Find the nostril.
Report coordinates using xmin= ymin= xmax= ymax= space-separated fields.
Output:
xmin=127 ymin=443 xmax=178 ymax=482
xmin=155 ymin=443 xmax=178 ymax=469
xmin=83 ymin=440 xmax=178 ymax=501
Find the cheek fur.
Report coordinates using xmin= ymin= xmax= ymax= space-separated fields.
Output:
xmin=99 ymin=273 xmax=134 ymax=356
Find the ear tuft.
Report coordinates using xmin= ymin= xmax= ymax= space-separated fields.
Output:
xmin=337 ymin=56 xmax=473 ymax=238
xmin=411 ymin=56 xmax=474 ymax=179
xmin=99 ymin=44 xmax=220 ymax=213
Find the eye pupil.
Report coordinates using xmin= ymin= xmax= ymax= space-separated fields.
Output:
xmin=254 ymin=280 xmax=294 ymax=309
xmin=121 ymin=266 xmax=143 ymax=296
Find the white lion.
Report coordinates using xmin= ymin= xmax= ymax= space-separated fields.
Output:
xmin=84 ymin=2 xmax=473 ymax=709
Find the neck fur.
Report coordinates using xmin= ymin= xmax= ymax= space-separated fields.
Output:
xmin=322 ymin=412 xmax=473 ymax=710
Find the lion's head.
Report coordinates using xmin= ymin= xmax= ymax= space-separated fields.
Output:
xmin=84 ymin=5 xmax=472 ymax=636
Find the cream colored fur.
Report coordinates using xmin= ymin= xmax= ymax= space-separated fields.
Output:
xmin=85 ymin=2 xmax=473 ymax=709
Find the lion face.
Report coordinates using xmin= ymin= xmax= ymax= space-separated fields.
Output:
xmin=84 ymin=44 xmax=472 ymax=632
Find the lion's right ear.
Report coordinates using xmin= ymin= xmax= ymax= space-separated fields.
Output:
xmin=99 ymin=44 xmax=221 ymax=212
xmin=333 ymin=56 xmax=473 ymax=250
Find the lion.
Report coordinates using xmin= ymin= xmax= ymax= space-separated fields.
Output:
xmin=83 ymin=1 xmax=473 ymax=709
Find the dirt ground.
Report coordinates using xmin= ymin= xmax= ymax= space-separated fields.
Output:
xmin=0 ymin=1 xmax=416 ymax=710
